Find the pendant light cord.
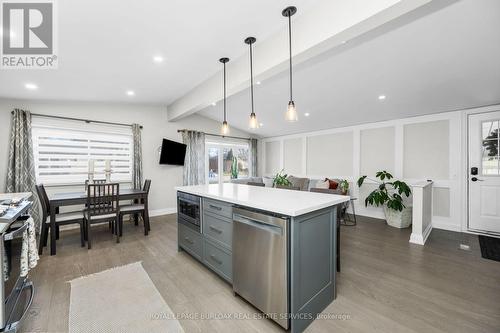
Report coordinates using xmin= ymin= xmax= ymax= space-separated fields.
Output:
xmin=249 ymin=42 xmax=255 ymax=114
xmin=223 ymin=62 xmax=227 ymax=122
xmin=288 ymin=14 xmax=293 ymax=102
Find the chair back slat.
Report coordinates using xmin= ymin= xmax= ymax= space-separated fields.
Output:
xmin=86 ymin=183 xmax=119 ymax=217
xmin=143 ymin=179 xmax=151 ymax=193
xmin=35 ymin=184 xmax=49 ymax=222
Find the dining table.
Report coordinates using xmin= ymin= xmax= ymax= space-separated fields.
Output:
xmin=48 ymin=188 xmax=149 ymax=255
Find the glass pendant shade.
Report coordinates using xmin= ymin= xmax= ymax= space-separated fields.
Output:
xmin=285 ymin=101 xmax=298 ymax=122
xmin=221 ymin=120 xmax=230 ymax=135
xmin=249 ymin=112 xmax=259 ymax=129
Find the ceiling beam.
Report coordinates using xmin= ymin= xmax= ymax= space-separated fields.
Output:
xmin=167 ymin=0 xmax=434 ymax=121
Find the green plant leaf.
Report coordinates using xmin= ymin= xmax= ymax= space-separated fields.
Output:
xmin=357 ymin=176 xmax=367 ymax=187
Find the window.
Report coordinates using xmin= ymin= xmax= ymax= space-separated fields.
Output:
xmin=32 ymin=118 xmax=133 ymax=185
xmin=206 ymin=139 xmax=251 ymax=185
xmin=482 ymin=120 xmax=499 ymax=175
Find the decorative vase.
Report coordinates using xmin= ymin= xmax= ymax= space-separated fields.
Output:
xmin=383 ymin=206 xmax=412 ymax=228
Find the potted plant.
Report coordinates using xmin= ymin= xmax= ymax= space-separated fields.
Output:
xmin=357 ymin=171 xmax=412 ymax=228
xmin=339 ymin=179 xmax=349 ymax=195
xmin=273 ymin=170 xmax=292 ymax=187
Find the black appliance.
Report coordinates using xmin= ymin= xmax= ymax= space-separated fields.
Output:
xmin=177 ymin=192 xmax=201 ymax=233
xmin=1 ymin=217 xmax=34 ymax=333
xmin=159 ymin=139 xmax=187 ymax=166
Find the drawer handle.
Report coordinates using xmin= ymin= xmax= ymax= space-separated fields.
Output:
xmin=209 ymin=225 xmax=223 ymax=234
xmin=209 ymin=204 xmax=222 ymax=211
xmin=184 ymin=237 xmax=194 ymax=245
xmin=210 ymin=254 xmax=222 ymax=265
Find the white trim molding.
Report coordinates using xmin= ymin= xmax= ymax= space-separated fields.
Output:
xmin=410 ymin=181 xmax=433 ymax=245
xmin=260 ymin=107 xmax=500 ymax=233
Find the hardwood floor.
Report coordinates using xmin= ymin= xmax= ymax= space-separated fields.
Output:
xmin=20 ymin=215 xmax=500 ymax=333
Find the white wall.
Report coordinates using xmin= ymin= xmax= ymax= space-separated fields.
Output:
xmin=260 ymin=110 xmax=464 ymax=232
xmin=0 ymin=99 xmax=250 ymax=215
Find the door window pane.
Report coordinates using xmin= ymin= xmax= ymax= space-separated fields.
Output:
xmin=208 ymin=147 xmax=219 ymax=183
xmin=482 ymin=120 xmax=499 ymax=175
xmin=222 ymin=147 xmax=250 ymax=182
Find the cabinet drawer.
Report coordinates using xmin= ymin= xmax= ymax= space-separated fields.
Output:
xmin=178 ymin=223 xmax=203 ymax=260
xmin=203 ymin=239 xmax=232 ymax=282
xmin=203 ymin=213 xmax=232 ymax=249
xmin=203 ymin=198 xmax=233 ymax=220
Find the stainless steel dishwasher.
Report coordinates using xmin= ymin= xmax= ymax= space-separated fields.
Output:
xmin=232 ymin=207 xmax=289 ymax=330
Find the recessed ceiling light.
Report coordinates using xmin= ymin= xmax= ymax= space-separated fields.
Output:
xmin=211 ymin=102 xmax=216 ymax=106
xmin=304 ymin=112 xmax=310 ymax=117
xmin=256 ymin=81 xmax=261 ymax=85
xmin=126 ymin=90 xmax=135 ymax=96
xmin=259 ymin=123 xmax=264 ymax=127
xmin=378 ymin=95 xmax=386 ymax=100
xmin=153 ymin=56 xmax=164 ymax=63
xmin=341 ymin=40 xmax=347 ymax=44
xmin=25 ymin=83 xmax=38 ymax=90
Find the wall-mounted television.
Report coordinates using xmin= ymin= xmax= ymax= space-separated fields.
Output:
xmin=159 ymin=139 xmax=187 ymax=166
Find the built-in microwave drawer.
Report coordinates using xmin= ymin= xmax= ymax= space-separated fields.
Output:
xmin=203 ymin=198 xmax=232 ymax=220
xmin=203 ymin=239 xmax=232 ymax=282
xmin=178 ymin=223 xmax=203 ymax=260
xmin=203 ymin=212 xmax=232 ymax=249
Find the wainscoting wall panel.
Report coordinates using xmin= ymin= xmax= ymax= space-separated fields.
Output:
xmin=260 ymin=110 xmax=463 ymax=232
xmin=283 ymin=138 xmax=303 ymax=175
xmin=306 ymin=132 xmax=353 ymax=177
xmin=360 ymin=126 xmax=395 ymax=176
xmin=265 ymin=141 xmax=281 ymax=174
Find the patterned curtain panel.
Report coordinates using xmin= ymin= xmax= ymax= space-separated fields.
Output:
xmin=182 ymin=131 xmax=206 ymax=186
xmin=6 ymin=109 xmax=41 ymax=231
xmin=132 ymin=124 xmax=143 ymax=189
xmin=250 ymin=138 xmax=258 ymax=177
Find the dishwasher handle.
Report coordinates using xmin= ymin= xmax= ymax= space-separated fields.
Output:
xmin=233 ymin=213 xmax=283 ymax=235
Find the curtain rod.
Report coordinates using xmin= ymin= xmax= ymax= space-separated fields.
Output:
xmin=11 ymin=111 xmax=143 ymax=129
xmin=177 ymin=129 xmax=253 ymax=141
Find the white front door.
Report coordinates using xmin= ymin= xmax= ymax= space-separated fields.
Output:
xmin=468 ymin=111 xmax=500 ymax=235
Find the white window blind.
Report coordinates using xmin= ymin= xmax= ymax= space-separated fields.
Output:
xmin=32 ymin=119 xmax=133 ymax=185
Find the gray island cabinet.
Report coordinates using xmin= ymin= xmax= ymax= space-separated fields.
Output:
xmin=176 ymin=183 xmax=349 ymax=333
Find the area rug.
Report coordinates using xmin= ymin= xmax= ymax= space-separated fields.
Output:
xmin=478 ymin=235 xmax=500 ymax=262
xmin=69 ymin=262 xmax=184 ymax=333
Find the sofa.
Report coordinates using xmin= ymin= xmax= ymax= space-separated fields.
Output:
xmin=231 ymin=176 xmax=349 ymax=195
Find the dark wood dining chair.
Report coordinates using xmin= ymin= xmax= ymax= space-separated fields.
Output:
xmin=84 ymin=183 xmax=120 ymax=249
xmin=36 ymin=184 xmax=85 ymax=255
xmin=119 ymin=180 xmax=151 ymax=237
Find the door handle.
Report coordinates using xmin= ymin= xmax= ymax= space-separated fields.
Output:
xmin=209 ymin=225 xmax=223 ymax=234
xmin=471 ymin=177 xmax=484 ymax=182
xmin=209 ymin=204 xmax=222 ymax=211
xmin=210 ymin=254 xmax=222 ymax=265
xmin=184 ymin=237 xmax=194 ymax=244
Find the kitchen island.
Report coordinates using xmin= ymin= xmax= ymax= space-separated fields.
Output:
xmin=175 ymin=183 xmax=349 ymax=333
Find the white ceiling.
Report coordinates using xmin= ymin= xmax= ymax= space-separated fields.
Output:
xmin=0 ymin=0 xmax=319 ymax=104
xmin=198 ymin=0 xmax=500 ymax=137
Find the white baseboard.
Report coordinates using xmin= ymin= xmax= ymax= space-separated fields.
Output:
xmin=149 ymin=207 xmax=176 ymax=217
xmin=356 ymin=211 xmax=461 ymax=232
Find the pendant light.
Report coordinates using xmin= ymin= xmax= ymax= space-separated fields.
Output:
xmin=219 ymin=57 xmax=230 ymax=136
xmin=282 ymin=6 xmax=298 ymax=122
xmin=245 ymin=37 xmax=259 ymax=129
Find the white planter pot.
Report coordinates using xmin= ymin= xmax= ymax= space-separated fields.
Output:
xmin=383 ymin=206 xmax=412 ymax=228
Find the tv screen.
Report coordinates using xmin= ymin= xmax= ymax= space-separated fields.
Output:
xmin=159 ymin=139 xmax=187 ymax=165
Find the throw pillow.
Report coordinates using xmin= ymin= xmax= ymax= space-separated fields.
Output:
xmin=288 ymin=175 xmax=309 ymax=191
xmin=326 ymin=178 xmax=339 ymax=190
xmin=262 ymin=177 xmax=274 ymax=187
xmin=315 ymin=180 xmax=330 ymax=189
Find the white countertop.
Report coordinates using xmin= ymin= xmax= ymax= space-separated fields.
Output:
xmin=176 ymin=183 xmax=350 ymax=217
